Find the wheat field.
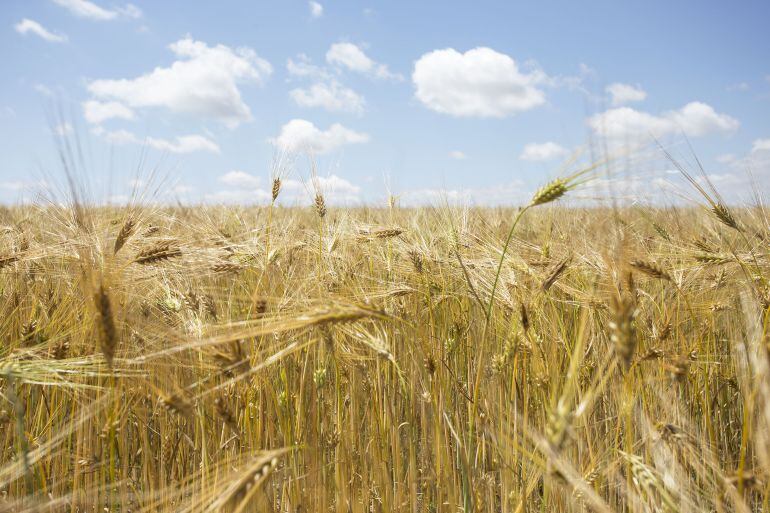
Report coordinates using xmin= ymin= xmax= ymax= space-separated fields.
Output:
xmin=0 ymin=170 xmax=768 ymax=512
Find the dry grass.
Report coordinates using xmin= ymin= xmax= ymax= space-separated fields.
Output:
xmin=0 ymin=183 xmax=769 ymax=512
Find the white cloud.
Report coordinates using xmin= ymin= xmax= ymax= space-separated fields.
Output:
xmin=219 ymin=170 xmax=261 ymax=188
xmin=580 ymin=175 xmax=680 ymax=203
xmin=99 ymin=129 xmax=220 ymax=154
xmin=270 ymin=119 xmax=369 ymax=154
xmin=286 ymin=54 xmax=328 ymax=78
xmin=716 ymin=153 xmax=736 ymax=164
xmin=87 ymin=37 xmax=272 ymax=128
xmin=315 ymin=175 xmax=361 ymax=203
xmin=326 ymin=42 xmax=401 ymax=80
xmin=727 ymin=82 xmax=750 ymax=92
xmin=751 ymin=138 xmax=770 ymax=153
xmin=287 ymin=54 xmax=365 ymax=114
xmin=1 ymin=181 xmax=26 ymax=192
xmin=520 ymin=141 xmax=568 ymax=161
xmin=605 ymin=82 xmax=646 ymax=106
xmin=290 ymin=80 xmax=365 ymax=114
xmin=34 ymin=84 xmax=54 ymax=96
xmin=588 ymin=102 xmax=739 ymax=140
xmin=309 ymin=1 xmax=323 ymax=18
xmin=82 ymin=100 xmax=135 ymax=124
xmin=412 ymin=47 xmax=546 ymax=118
xmin=51 ymin=0 xmax=142 ymax=20
xmin=316 ymin=174 xmax=360 ymax=195
xmin=400 ymin=188 xmax=471 ymax=205
xmin=115 ymin=3 xmax=142 ymax=18
xmin=205 ymin=189 xmax=271 ymax=204
xmin=171 ymin=184 xmax=194 ymax=195
xmin=448 ymin=150 xmax=466 ymax=160
xmin=0 ymin=179 xmax=48 ymax=191
xmin=268 ymin=174 xmax=361 ymax=204
xmin=713 ymin=142 xmax=770 ymax=197
xmin=400 ymin=180 xmax=528 ymax=206
xmin=14 ymin=19 xmax=67 ymax=43
xmin=326 ymin=43 xmax=371 ymax=72
xmin=146 ymin=135 xmax=220 ymax=154
xmin=54 ymin=122 xmax=73 ymax=136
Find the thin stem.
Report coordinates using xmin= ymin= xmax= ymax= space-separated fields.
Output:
xmin=470 ymin=204 xmax=531 ymax=433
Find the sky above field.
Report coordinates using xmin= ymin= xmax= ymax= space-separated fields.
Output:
xmin=1 ymin=0 xmax=769 ymax=205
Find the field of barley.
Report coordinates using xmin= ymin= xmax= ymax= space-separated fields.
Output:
xmin=0 ymin=171 xmax=769 ymax=512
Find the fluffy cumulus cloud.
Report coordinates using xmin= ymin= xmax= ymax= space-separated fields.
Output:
xmin=52 ymin=0 xmax=142 ymax=20
xmin=14 ymin=19 xmax=67 ymax=43
xmin=86 ymin=37 xmax=272 ymax=128
xmin=270 ymin=119 xmax=369 ymax=154
xmin=605 ymin=83 xmax=646 ymax=106
xmin=326 ymin=42 xmax=402 ymax=80
xmin=309 ymin=1 xmax=323 ymax=18
xmin=289 ymin=80 xmax=365 ymax=114
xmin=82 ymin=100 xmax=135 ymax=124
xmin=97 ymin=128 xmax=220 ymax=154
xmin=287 ymin=53 xmax=367 ymax=113
xmin=449 ymin=150 xmax=466 ymax=160
xmin=412 ymin=47 xmax=546 ymax=118
xmin=284 ymin=175 xmax=361 ymax=203
xmin=219 ymin=170 xmax=261 ymax=188
xmin=588 ymin=102 xmax=739 ymax=140
xmin=313 ymin=175 xmax=360 ymax=202
xmin=520 ymin=142 xmax=569 ymax=161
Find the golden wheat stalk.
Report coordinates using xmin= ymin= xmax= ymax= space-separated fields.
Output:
xmin=609 ymin=291 xmax=637 ymax=368
xmin=0 ymin=254 xmax=18 ymax=269
xmin=133 ymin=241 xmax=182 ymax=264
xmin=314 ymin=193 xmax=327 ymax=218
xmin=530 ymin=178 xmax=568 ymax=206
xmin=93 ymin=284 xmax=117 ymax=368
xmin=629 ymin=259 xmax=672 ymax=281
xmin=542 ymin=256 xmax=570 ymax=291
xmin=711 ymin=203 xmax=741 ymax=231
xmin=113 ymin=217 xmax=136 ymax=255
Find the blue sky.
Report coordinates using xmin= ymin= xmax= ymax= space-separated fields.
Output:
xmin=1 ymin=0 xmax=769 ymax=205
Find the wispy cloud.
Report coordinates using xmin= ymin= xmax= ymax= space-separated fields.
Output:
xmin=270 ymin=119 xmax=369 ymax=154
xmin=326 ymin=42 xmax=402 ymax=81
xmin=519 ymin=142 xmax=568 ymax=161
xmin=52 ymin=0 xmax=142 ymax=21
xmin=14 ymin=19 xmax=67 ymax=43
xmin=96 ymin=128 xmax=220 ymax=154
